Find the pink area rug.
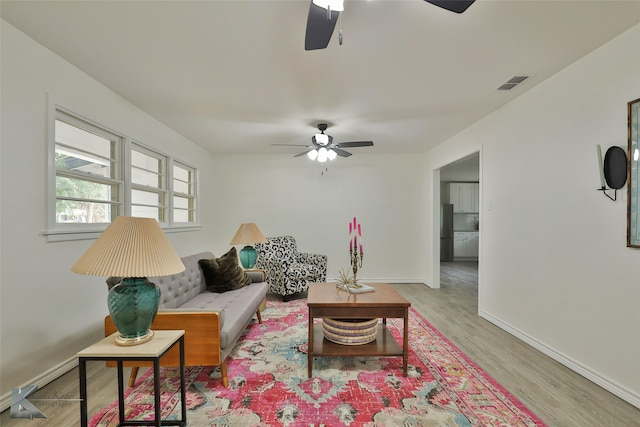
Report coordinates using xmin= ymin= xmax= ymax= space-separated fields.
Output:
xmin=90 ymin=297 xmax=546 ymax=426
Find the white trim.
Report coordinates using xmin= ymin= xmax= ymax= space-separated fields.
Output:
xmin=480 ymin=310 xmax=640 ymax=409
xmin=432 ymin=168 xmax=441 ymax=289
xmin=42 ymin=223 xmax=202 ymax=242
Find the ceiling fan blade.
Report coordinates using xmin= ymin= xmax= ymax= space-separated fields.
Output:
xmin=333 ymin=148 xmax=352 ymax=157
xmin=424 ymin=0 xmax=475 ymax=14
xmin=273 ymin=144 xmax=313 ymax=147
xmin=305 ymin=2 xmax=339 ymax=50
xmin=335 ymin=141 xmax=374 ymax=148
xmin=295 ymin=149 xmax=314 ymax=157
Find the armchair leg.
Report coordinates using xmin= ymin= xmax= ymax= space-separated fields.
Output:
xmin=128 ymin=367 xmax=139 ymax=387
xmin=256 ymin=309 xmax=262 ymax=324
xmin=220 ymin=360 xmax=229 ymax=387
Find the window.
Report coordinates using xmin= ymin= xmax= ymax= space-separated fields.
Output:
xmin=172 ymin=162 xmax=197 ymax=223
xmin=54 ymin=111 xmax=122 ymax=226
xmin=130 ymin=144 xmax=167 ymax=222
xmin=48 ymin=107 xmax=199 ymax=241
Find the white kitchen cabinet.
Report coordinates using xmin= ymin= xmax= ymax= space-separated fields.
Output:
xmin=449 ymin=183 xmax=479 ymax=213
xmin=466 ymin=232 xmax=479 ymax=257
xmin=453 ymin=233 xmax=466 ymax=257
xmin=453 ymin=231 xmax=479 ymax=259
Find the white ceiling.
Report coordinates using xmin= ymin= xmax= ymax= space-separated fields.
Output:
xmin=2 ymin=1 xmax=639 ymax=157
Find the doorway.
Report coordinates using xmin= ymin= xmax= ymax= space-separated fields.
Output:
xmin=437 ymin=153 xmax=479 ymax=300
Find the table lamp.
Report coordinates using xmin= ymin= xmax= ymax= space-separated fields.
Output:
xmin=72 ymin=216 xmax=185 ymax=346
xmin=229 ymin=223 xmax=267 ymax=268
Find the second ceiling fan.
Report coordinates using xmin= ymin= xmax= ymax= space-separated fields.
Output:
xmin=305 ymin=0 xmax=476 ymax=50
xmin=274 ymin=123 xmax=374 ymax=162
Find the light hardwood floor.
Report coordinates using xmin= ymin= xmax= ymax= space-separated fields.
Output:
xmin=394 ymin=262 xmax=640 ymax=427
xmin=2 ymin=262 xmax=639 ymax=426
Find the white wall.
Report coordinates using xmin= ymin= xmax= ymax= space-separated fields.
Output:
xmin=0 ymin=21 xmax=219 ymax=402
xmin=425 ymin=24 xmax=640 ymax=407
xmin=207 ymin=154 xmax=427 ymax=284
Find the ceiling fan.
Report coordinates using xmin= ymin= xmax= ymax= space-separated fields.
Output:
xmin=274 ymin=123 xmax=374 ymax=162
xmin=305 ymin=0 xmax=476 ymax=50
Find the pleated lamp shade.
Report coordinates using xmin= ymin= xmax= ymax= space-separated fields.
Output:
xmin=72 ymin=216 xmax=185 ymax=278
xmin=229 ymin=223 xmax=268 ymax=245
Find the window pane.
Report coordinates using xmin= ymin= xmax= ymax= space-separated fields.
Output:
xmin=56 ymin=176 xmax=115 ymax=201
xmin=56 ymin=200 xmax=112 ymax=223
xmin=173 ymin=209 xmax=189 ymax=223
xmin=55 ymin=120 xmax=113 ymax=158
xmin=173 ymin=195 xmax=195 ymax=223
xmin=173 ymin=165 xmax=189 ymax=182
xmin=131 ymin=205 xmax=160 ymax=221
xmin=56 ymin=147 xmax=112 ymax=178
xmin=173 ymin=196 xmax=189 ymax=209
xmin=132 ymin=167 xmax=161 ymax=187
xmin=131 ymin=150 xmax=162 ymax=187
xmin=132 ymin=189 xmax=164 ymax=207
xmin=173 ymin=179 xmax=190 ymax=194
xmin=173 ymin=164 xmax=193 ymax=195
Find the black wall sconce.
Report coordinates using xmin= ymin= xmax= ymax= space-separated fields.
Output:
xmin=597 ymin=144 xmax=627 ymax=201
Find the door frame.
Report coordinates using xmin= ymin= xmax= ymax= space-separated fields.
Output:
xmin=431 ymin=150 xmax=482 ymax=311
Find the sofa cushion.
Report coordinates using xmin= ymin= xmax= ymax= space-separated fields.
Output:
xmin=179 ymin=282 xmax=267 ymax=350
xmin=199 ymin=247 xmax=251 ymax=293
xmin=149 ymin=252 xmax=212 ymax=309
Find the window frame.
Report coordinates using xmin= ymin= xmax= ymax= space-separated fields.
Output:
xmin=130 ymin=142 xmax=169 ymax=225
xmin=171 ymin=160 xmax=198 ymax=225
xmin=45 ymin=103 xmax=200 ymax=242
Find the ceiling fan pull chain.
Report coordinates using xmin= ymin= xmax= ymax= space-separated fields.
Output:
xmin=339 ymin=12 xmax=343 ymax=45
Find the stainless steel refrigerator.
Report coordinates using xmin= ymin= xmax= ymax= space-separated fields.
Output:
xmin=440 ymin=203 xmax=454 ymax=261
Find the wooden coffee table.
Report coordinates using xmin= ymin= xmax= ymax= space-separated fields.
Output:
xmin=307 ymin=283 xmax=410 ymax=377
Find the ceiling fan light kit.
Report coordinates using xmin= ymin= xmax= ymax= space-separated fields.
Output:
xmin=308 ymin=147 xmax=337 ymax=163
xmin=274 ymin=123 xmax=374 ymax=163
xmin=273 ymin=123 xmax=373 ymax=163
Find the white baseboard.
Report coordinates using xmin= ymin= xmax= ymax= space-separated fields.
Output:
xmin=480 ymin=310 xmax=640 ymax=409
xmin=0 ymin=357 xmax=78 ymax=413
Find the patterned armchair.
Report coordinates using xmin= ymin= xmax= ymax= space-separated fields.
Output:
xmin=255 ymin=236 xmax=327 ymax=301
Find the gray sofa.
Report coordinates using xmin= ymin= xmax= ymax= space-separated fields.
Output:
xmin=105 ymin=251 xmax=269 ymax=387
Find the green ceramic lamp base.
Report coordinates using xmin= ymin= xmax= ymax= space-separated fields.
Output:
xmin=239 ymin=245 xmax=258 ymax=269
xmin=107 ymin=277 xmax=160 ymax=346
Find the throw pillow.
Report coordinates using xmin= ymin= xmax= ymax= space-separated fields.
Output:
xmin=199 ymin=247 xmax=251 ymax=293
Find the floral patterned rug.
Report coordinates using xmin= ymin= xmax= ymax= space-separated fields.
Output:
xmin=90 ymin=297 xmax=546 ymax=426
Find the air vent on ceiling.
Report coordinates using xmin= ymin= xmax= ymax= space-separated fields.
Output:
xmin=497 ymin=76 xmax=529 ymax=91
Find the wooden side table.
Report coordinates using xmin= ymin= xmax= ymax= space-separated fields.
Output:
xmin=307 ymin=283 xmax=410 ymax=378
xmin=78 ymin=330 xmax=186 ymax=427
